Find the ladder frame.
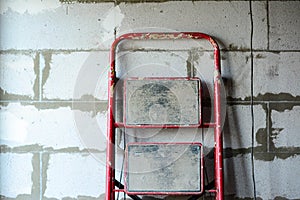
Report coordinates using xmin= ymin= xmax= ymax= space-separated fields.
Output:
xmin=105 ymin=32 xmax=224 ymax=200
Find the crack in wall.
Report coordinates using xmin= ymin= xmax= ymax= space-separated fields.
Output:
xmin=266 ymin=0 xmax=270 ymax=50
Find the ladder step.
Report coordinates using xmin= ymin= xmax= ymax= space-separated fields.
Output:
xmin=124 ymin=78 xmax=201 ymax=127
xmin=124 ymin=143 xmax=203 ymax=195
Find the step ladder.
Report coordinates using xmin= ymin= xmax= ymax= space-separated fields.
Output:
xmin=105 ymin=32 xmax=224 ymax=200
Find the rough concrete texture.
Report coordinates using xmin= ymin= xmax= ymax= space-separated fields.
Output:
xmin=271 ymin=106 xmax=300 ymax=148
xmin=0 ymin=1 xmax=115 ymax=50
xmin=117 ymin=1 xmax=268 ymax=50
xmin=0 ymin=53 xmax=37 ymax=99
xmin=0 ymin=0 xmax=300 ymax=200
xmin=255 ymin=155 xmax=300 ymax=199
xmin=224 ymin=105 xmax=265 ymax=149
xmin=223 ymin=154 xmax=255 ymax=198
xmin=44 ymin=153 xmax=106 ymax=199
xmin=42 ymin=51 xmax=109 ymax=100
xmin=269 ymin=1 xmax=300 ymax=51
xmin=221 ymin=52 xmax=252 ymax=100
xmin=0 ymin=103 xmax=107 ymax=151
xmin=253 ymin=52 xmax=300 ymax=97
xmin=115 ymin=51 xmax=189 ymax=78
xmin=0 ymin=153 xmax=33 ymax=198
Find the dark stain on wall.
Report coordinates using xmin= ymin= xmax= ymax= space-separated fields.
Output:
xmin=41 ymin=51 xmax=52 ymax=94
xmin=228 ymin=92 xmax=300 ymax=102
xmin=0 ymin=87 xmax=32 ymax=101
xmin=0 ymin=144 xmax=104 ymax=154
xmin=31 ymin=153 xmax=40 ymax=199
xmin=33 ymin=52 xmax=40 ymax=100
xmin=226 ymin=92 xmax=300 ymax=161
xmin=0 ymin=90 xmax=107 ymax=117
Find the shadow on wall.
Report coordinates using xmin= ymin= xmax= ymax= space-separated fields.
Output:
xmin=221 ymin=47 xmax=253 ymax=199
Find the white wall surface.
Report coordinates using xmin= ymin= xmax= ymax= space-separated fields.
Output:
xmin=0 ymin=1 xmax=299 ymax=200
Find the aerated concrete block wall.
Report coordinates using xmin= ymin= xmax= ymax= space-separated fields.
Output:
xmin=0 ymin=1 xmax=299 ymax=200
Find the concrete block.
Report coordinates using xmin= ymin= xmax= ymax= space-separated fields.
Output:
xmin=223 ymin=154 xmax=254 ymax=198
xmin=269 ymin=1 xmax=300 ymax=50
xmin=0 ymin=153 xmax=33 ymax=198
xmin=0 ymin=53 xmax=36 ymax=99
xmin=221 ymin=52 xmax=251 ymax=100
xmin=254 ymin=52 xmax=300 ymax=96
xmin=161 ymin=51 xmax=251 ymax=100
xmin=115 ymin=51 xmax=189 ymax=78
xmin=74 ymin=109 xmax=107 ymax=152
xmin=44 ymin=153 xmax=106 ymax=199
xmin=0 ymin=103 xmax=107 ymax=151
xmin=118 ymin=1 xmax=267 ymax=50
xmin=271 ymin=106 xmax=300 ymax=148
xmin=0 ymin=1 xmax=115 ymax=50
xmin=42 ymin=51 xmax=109 ymax=100
xmin=255 ymin=155 xmax=300 ymax=199
xmin=224 ymin=104 xmax=266 ymax=149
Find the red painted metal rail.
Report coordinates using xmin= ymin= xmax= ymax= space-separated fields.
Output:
xmin=106 ymin=32 xmax=224 ymax=200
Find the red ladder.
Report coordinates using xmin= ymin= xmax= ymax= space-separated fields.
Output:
xmin=105 ymin=32 xmax=224 ymax=200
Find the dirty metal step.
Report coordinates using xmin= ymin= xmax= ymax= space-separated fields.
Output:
xmin=125 ymin=143 xmax=203 ymax=195
xmin=124 ymin=78 xmax=201 ymax=126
